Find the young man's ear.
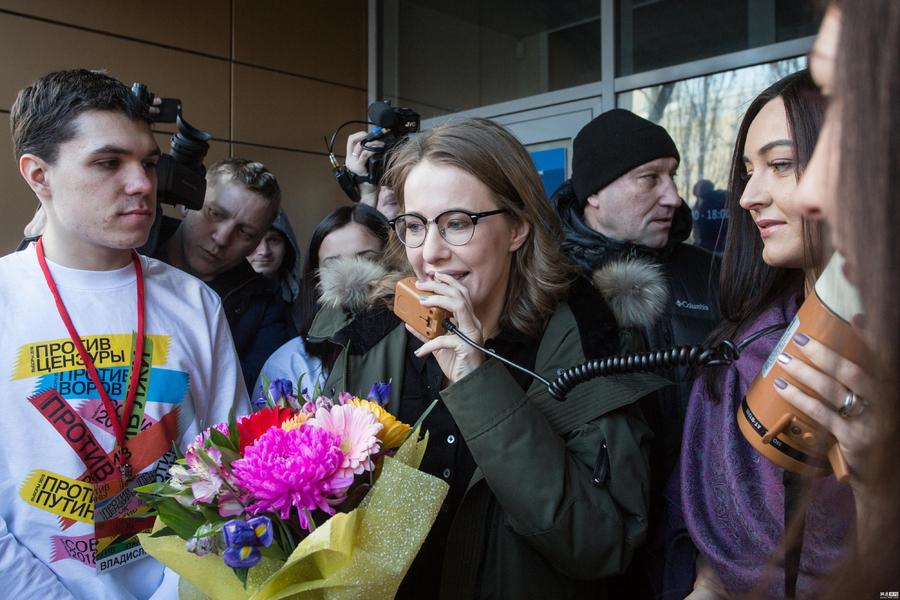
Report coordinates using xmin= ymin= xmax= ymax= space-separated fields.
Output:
xmin=19 ymin=154 xmax=52 ymax=199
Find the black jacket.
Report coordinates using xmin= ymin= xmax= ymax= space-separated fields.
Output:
xmin=552 ymin=180 xmax=720 ymax=598
xmin=152 ymin=216 xmax=295 ymax=393
xmin=204 ymin=260 xmax=296 ymax=392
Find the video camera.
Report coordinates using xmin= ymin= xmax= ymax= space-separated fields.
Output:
xmin=131 ymin=83 xmax=211 ymax=211
xmin=329 ymin=100 xmax=420 ymax=202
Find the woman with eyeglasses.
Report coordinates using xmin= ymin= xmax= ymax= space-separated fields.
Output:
xmin=309 ymin=117 xmax=663 ymax=600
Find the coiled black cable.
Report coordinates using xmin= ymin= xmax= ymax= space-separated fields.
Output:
xmin=545 ymin=322 xmax=788 ymax=401
xmin=440 ymin=318 xmax=788 ymax=402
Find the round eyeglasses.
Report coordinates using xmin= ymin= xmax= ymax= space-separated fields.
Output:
xmin=389 ymin=209 xmax=508 ymax=248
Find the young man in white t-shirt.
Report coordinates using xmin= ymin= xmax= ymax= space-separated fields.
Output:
xmin=0 ymin=69 xmax=247 ymax=599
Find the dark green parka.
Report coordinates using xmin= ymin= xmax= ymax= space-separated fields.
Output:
xmin=310 ymin=299 xmax=667 ymax=599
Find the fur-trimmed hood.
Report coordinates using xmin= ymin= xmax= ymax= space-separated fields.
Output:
xmin=591 ymin=257 xmax=668 ymax=330
xmin=317 ymin=255 xmax=390 ymax=315
xmin=316 ymin=253 xmax=666 ymax=335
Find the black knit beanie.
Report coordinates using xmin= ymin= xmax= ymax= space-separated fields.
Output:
xmin=571 ymin=108 xmax=680 ymax=203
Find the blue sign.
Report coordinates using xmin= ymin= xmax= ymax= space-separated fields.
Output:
xmin=530 ymin=148 xmax=567 ymax=198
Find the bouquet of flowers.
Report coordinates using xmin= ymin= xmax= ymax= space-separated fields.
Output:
xmin=135 ymin=379 xmax=448 ymax=600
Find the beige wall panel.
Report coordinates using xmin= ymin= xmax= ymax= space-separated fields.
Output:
xmin=0 ymin=0 xmax=231 ymax=57
xmin=233 ymin=144 xmax=347 ymax=254
xmin=0 ymin=125 xmax=40 ymax=253
xmin=231 ymin=64 xmax=366 ymax=153
xmin=233 ymin=0 xmax=367 ymax=89
xmin=0 ymin=13 xmax=231 ymax=138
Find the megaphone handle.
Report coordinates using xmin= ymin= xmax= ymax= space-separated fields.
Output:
xmin=827 ymin=444 xmax=850 ymax=483
xmin=762 ymin=413 xmax=794 ymax=444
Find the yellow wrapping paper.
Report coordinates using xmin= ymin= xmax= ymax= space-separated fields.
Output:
xmin=138 ymin=430 xmax=447 ymax=600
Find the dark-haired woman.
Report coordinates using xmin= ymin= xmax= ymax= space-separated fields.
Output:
xmin=679 ymin=70 xmax=856 ymax=599
xmin=254 ymin=204 xmax=389 ymax=398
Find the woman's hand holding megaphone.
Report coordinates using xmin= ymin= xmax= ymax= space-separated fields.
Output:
xmin=410 ymin=272 xmax=486 ymax=384
xmin=773 ymin=332 xmax=877 ymax=488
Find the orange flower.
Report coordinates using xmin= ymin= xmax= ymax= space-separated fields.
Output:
xmin=347 ymin=398 xmax=411 ymax=449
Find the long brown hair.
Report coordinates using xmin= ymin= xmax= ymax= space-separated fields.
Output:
xmin=825 ymin=0 xmax=900 ymax=596
xmin=382 ymin=117 xmax=572 ymax=339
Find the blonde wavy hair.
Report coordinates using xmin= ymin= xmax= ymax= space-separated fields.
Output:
xmin=380 ymin=117 xmax=572 ymax=339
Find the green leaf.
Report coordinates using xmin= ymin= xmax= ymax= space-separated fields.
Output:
xmin=228 ymin=406 xmax=240 ymax=449
xmin=134 ymin=481 xmax=170 ymax=496
xmin=296 ymin=372 xmax=306 ymax=398
xmin=272 ymin=515 xmax=296 ymax=557
xmin=151 ymin=498 xmax=206 ymax=540
xmin=261 ymin=373 xmax=275 ymax=409
xmin=171 ymin=440 xmax=184 ymax=461
xmin=209 ymin=427 xmax=237 ymax=453
xmin=217 ymin=445 xmax=241 ymax=467
xmin=304 ymin=508 xmax=317 ymax=532
xmin=149 ymin=526 xmax=176 ymax=538
xmin=193 ymin=520 xmax=226 ymax=539
xmin=234 ymin=567 xmax=249 ymax=589
xmin=402 ymin=398 xmax=439 ymax=445
xmin=197 ymin=505 xmax=224 ymax=525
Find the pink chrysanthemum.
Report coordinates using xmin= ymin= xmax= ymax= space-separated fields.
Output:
xmin=308 ymin=404 xmax=382 ymax=479
xmin=231 ymin=424 xmax=353 ymax=530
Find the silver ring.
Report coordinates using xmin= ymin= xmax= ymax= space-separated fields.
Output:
xmin=838 ymin=391 xmax=867 ymax=418
xmin=351 ymin=152 xmax=359 ymax=157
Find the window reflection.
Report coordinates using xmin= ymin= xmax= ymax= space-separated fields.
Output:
xmin=616 ymin=0 xmax=818 ymax=76
xmin=618 ymin=57 xmax=804 ymax=253
xmin=380 ymin=0 xmax=602 ymax=119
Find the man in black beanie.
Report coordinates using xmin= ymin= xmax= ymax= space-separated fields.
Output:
xmin=550 ymin=108 xmax=720 ymax=600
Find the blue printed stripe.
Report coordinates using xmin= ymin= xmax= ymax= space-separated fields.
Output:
xmin=35 ymin=367 xmax=189 ymax=404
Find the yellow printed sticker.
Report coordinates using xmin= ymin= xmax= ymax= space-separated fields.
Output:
xmin=19 ymin=470 xmax=93 ymax=524
xmin=13 ymin=334 xmax=170 ymax=380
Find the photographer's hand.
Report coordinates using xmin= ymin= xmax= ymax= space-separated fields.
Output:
xmin=148 ymin=94 xmax=162 ymax=117
xmin=410 ymin=272 xmax=485 ymax=384
xmin=346 ymin=131 xmax=381 ymax=206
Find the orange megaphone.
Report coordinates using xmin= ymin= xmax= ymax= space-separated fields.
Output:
xmin=738 ymin=253 xmax=867 ymax=483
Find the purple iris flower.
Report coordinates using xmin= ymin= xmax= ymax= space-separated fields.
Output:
xmin=251 ymin=390 xmax=268 ymax=409
xmin=269 ymin=379 xmax=293 ymax=404
xmin=367 ymin=381 xmax=392 ymax=406
xmin=222 ymin=545 xmax=261 ymax=569
xmin=221 ymin=516 xmax=273 ymax=569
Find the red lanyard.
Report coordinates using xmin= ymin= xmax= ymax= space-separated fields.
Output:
xmin=35 ymin=238 xmax=145 ymax=481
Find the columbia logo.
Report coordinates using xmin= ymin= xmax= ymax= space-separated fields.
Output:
xmin=675 ymin=299 xmax=710 ymax=311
